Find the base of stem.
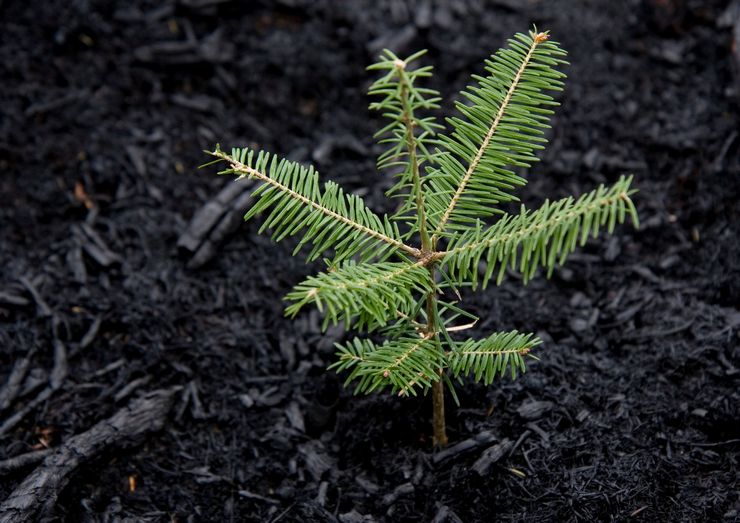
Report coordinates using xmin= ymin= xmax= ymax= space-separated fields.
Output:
xmin=432 ymin=379 xmax=448 ymax=447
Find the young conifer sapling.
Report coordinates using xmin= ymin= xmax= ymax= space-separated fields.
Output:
xmin=205 ymin=28 xmax=638 ymax=446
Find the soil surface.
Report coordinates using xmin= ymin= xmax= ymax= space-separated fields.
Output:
xmin=1 ymin=0 xmax=739 ymax=521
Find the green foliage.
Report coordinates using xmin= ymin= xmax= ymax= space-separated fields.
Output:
xmin=284 ymin=260 xmax=434 ymax=331
xmin=206 ymin=27 xmax=639 ymax=410
xmin=330 ymin=334 xmax=443 ymax=396
xmin=447 ymin=331 xmax=541 ymax=385
xmin=425 ymin=30 xmax=568 ymax=237
xmin=444 ymin=175 xmax=638 ymax=288
xmin=368 ymin=49 xmax=442 ymax=229
xmin=212 ymin=146 xmax=415 ymax=265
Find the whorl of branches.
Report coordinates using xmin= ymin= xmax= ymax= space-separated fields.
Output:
xmin=207 ymin=28 xmax=639 ymax=402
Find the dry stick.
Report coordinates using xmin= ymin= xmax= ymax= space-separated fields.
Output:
xmin=49 ymin=339 xmax=67 ymax=391
xmin=0 ymin=387 xmax=180 ymax=523
xmin=0 ymin=338 xmax=69 ymax=438
xmin=0 ymin=388 xmax=53 ymax=438
xmin=113 ymin=376 xmax=152 ymax=402
xmin=70 ymin=316 xmax=102 ymax=358
xmin=2 ymin=279 xmax=70 ymax=434
xmin=18 ymin=277 xmax=51 ymax=318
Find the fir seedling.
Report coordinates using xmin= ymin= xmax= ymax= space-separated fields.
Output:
xmin=205 ymin=28 xmax=638 ymax=446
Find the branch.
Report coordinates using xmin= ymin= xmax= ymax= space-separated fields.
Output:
xmin=368 ymin=49 xmax=441 ymax=239
xmin=330 ymin=333 xmax=443 ymax=397
xmin=425 ymin=28 xmax=568 ymax=240
xmin=208 ymin=148 xmax=421 ymax=261
xmin=397 ymin=62 xmax=431 ymax=248
xmin=284 ymin=260 xmax=434 ymax=331
xmin=442 ymin=176 xmax=638 ymax=288
xmin=447 ymin=331 xmax=541 ymax=385
xmin=432 ymin=35 xmax=541 ymax=240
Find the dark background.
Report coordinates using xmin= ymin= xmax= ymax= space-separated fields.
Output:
xmin=1 ymin=0 xmax=739 ymax=521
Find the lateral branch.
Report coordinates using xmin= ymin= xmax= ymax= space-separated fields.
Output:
xmin=210 ymin=150 xmax=422 ymax=258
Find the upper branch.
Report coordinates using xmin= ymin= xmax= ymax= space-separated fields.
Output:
xmin=431 ymin=35 xmax=542 ymax=243
xmin=368 ymin=49 xmax=441 ymax=240
xmin=396 ymin=61 xmax=431 ymax=250
xmin=425 ymin=29 xmax=568 ymax=242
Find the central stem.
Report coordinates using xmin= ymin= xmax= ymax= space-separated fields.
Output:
xmin=426 ymin=274 xmax=447 ymax=447
xmin=397 ymin=61 xmax=448 ymax=447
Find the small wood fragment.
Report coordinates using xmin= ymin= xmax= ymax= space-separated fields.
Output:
xmin=472 ymin=439 xmax=513 ymax=476
xmin=516 ymin=400 xmax=553 ymax=420
xmin=433 ymin=430 xmax=496 ymax=464
xmin=381 ymin=482 xmax=414 ymax=506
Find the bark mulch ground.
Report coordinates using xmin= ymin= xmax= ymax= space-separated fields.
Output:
xmin=1 ymin=0 xmax=739 ymax=521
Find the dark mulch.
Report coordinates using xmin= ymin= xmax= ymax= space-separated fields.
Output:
xmin=1 ymin=0 xmax=739 ymax=521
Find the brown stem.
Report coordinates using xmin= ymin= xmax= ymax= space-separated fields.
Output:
xmin=396 ymin=62 xmax=448 ymax=446
xmin=431 ymin=374 xmax=448 ymax=447
xmin=425 ymin=272 xmax=447 ymax=447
